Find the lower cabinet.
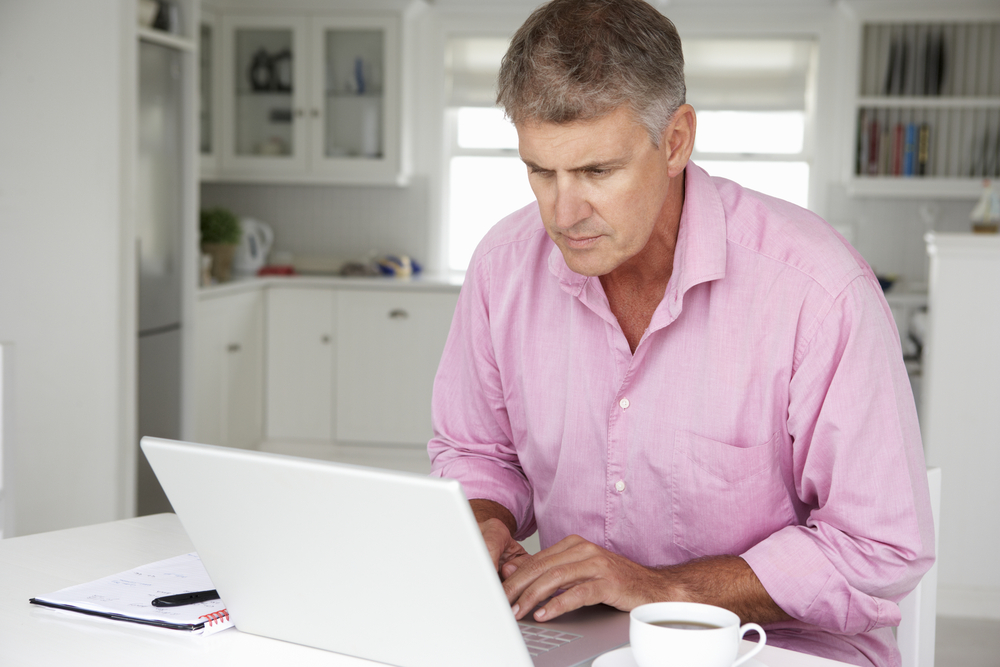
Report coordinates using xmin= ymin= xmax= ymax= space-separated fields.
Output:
xmin=265 ymin=287 xmax=335 ymax=441
xmin=193 ymin=290 xmax=264 ymax=449
xmin=261 ymin=283 xmax=459 ymax=447
xmin=336 ymin=289 xmax=459 ymax=445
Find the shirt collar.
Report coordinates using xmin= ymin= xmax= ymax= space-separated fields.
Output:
xmin=547 ymin=161 xmax=728 ymax=323
xmin=654 ymin=161 xmax=728 ymax=326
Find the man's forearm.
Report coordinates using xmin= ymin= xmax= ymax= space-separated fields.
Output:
xmin=470 ymin=498 xmax=518 ymax=537
xmin=658 ymin=555 xmax=791 ymax=625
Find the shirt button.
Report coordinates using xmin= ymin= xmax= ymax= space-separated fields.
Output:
xmin=619 ymin=398 xmax=630 ymax=409
xmin=615 ymin=480 xmax=626 ymax=492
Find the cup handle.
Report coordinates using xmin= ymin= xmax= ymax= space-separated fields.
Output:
xmin=732 ymin=623 xmax=766 ymax=667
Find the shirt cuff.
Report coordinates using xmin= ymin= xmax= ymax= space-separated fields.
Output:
xmin=742 ymin=525 xmax=899 ymax=634
xmin=430 ymin=451 xmax=536 ymax=541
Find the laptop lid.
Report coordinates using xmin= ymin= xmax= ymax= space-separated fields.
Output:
xmin=141 ymin=437 xmax=627 ymax=667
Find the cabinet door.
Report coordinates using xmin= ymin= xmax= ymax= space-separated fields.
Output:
xmin=224 ymin=291 xmax=264 ymax=450
xmin=309 ymin=15 xmax=403 ymax=184
xmin=193 ymin=298 xmax=226 ymax=446
xmin=336 ymin=290 xmax=458 ymax=445
xmin=220 ymin=15 xmax=309 ymax=175
xmin=266 ymin=288 xmax=335 ymax=441
xmin=192 ymin=291 xmax=263 ymax=449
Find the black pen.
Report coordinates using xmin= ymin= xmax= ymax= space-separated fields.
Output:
xmin=151 ymin=589 xmax=220 ymax=607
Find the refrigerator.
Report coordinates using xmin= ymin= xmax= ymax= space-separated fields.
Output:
xmin=136 ymin=40 xmax=185 ymax=515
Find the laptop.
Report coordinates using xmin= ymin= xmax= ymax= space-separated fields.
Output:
xmin=141 ymin=437 xmax=629 ymax=667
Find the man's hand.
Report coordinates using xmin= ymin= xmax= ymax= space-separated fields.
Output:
xmin=500 ymin=534 xmax=792 ymax=626
xmin=470 ymin=499 xmax=530 ymax=573
xmin=501 ymin=535 xmax=670 ymax=621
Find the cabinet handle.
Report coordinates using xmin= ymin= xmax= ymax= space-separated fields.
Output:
xmin=321 ymin=335 xmax=331 ymax=344
xmin=294 ymin=108 xmax=305 ymax=118
xmin=227 ymin=343 xmax=241 ymax=353
xmin=310 ymin=108 xmax=320 ymax=118
xmin=389 ymin=309 xmax=409 ymax=320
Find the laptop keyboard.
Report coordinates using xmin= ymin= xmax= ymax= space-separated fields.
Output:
xmin=519 ymin=623 xmax=582 ymax=656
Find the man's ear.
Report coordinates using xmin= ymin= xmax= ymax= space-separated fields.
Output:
xmin=661 ymin=104 xmax=696 ymax=178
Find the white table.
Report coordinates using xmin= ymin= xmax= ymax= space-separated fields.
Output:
xmin=0 ymin=514 xmax=850 ymax=666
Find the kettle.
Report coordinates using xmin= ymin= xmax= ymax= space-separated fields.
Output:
xmin=232 ymin=218 xmax=275 ymax=277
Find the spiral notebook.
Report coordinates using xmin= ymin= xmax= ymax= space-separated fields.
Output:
xmin=29 ymin=552 xmax=233 ymax=635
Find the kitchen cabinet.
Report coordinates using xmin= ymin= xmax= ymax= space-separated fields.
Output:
xmin=199 ymin=8 xmax=220 ymax=178
xmin=215 ymin=10 xmax=407 ymax=185
xmin=921 ymin=233 xmax=1000 ymax=619
xmin=265 ymin=287 xmax=335 ymax=441
xmin=193 ymin=290 xmax=264 ymax=449
xmin=846 ymin=17 xmax=1000 ymax=198
xmin=336 ymin=289 xmax=458 ymax=445
xmin=198 ymin=280 xmax=459 ymax=450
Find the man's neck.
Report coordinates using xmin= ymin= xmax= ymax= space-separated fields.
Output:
xmin=600 ymin=174 xmax=684 ymax=353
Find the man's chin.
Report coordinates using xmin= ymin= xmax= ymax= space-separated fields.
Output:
xmin=559 ymin=250 xmax=615 ymax=278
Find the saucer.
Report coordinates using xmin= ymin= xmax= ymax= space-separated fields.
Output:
xmin=591 ymin=645 xmax=767 ymax=667
xmin=592 ymin=646 xmax=639 ymax=667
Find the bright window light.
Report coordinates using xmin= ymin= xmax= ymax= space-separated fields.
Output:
xmin=695 ymin=111 xmax=805 ymax=154
xmin=457 ymin=107 xmax=519 ymax=149
xmin=448 ymin=155 xmax=536 ymax=271
xmin=698 ymin=160 xmax=810 ymax=209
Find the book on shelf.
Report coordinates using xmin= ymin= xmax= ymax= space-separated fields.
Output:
xmin=917 ymin=123 xmax=930 ymax=176
xmin=29 ymin=552 xmax=233 ymax=635
xmin=881 ymin=27 xmax=945 ymax=97
xmin=856 ymin=119 xmax=932 ymax=178
xmin=903 ymin=123 xmax=917 ymax=176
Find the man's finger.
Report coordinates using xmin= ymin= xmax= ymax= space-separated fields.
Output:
xmin=532 ymin=580 xmax=606 ymax=622
xmin=502 ymin=536 xmax=598 ymax=602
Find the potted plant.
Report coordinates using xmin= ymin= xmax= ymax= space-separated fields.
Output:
xmin=200 ymin=207 xmax=241 ymax=283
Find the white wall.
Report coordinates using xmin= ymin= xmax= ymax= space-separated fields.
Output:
xmin=0 ymin=0 xmax=135 ymax=536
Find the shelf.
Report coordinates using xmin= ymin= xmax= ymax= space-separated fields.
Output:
xmin=846 ymin=176 xmax=986 ymax=199
xmin=138 ymin=27 xmax=196 ymax=53
xmin=326 ymin=92 xmax=383 ymax=98
xmin=852 ymin=21 xmax=1000 ymax=186
xmin=857 ymin=97 xmax=1000 ymax=109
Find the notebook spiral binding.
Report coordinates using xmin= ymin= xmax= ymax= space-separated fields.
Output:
xmin=200 ymin=610 xmax=230 ymax=626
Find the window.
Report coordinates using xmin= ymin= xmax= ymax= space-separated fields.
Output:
xmin=442 ymin=36 xmax=817 ymax=271
xmin=444 ymin=38 xmax=534 ymax=271
xmin=685 ymin=38 xmax=817 ymax=209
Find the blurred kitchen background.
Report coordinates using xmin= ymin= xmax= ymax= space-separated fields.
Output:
xmin=2 ymin=1 xmax=999 ymax=663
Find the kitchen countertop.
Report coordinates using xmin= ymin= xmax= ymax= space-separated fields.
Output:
xmin=199 ymin=272 xmax=465 ymax=299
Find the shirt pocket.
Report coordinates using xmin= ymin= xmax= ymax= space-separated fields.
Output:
xmin=671 ymin=430 xmax=795 ymax=558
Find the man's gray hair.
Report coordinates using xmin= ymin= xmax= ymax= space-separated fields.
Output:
xmin=496 ymin=0 xmax=686 ymax=146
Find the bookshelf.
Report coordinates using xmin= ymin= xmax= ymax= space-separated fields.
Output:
xmin=850 ymin=21 xmax=1000 ymax=198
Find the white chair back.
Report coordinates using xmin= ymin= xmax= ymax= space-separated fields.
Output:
xmin=0 ymin=342 xmax=12 ymax=538
xmin=897 ymin=467 xmax=942 ymax=667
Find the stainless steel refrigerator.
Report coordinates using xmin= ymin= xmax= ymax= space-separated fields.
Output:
xmin=136 ymin=40 xmax=185 ymax=515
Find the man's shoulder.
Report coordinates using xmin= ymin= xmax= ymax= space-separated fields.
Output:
xmin=712 ymin=177 xmax=872 ymax=299
xmin=470 ymin=201 xmax=551 ymax=269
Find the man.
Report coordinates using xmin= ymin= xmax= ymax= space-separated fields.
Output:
xmin=428 ymin=1 xmax=935 ymax=665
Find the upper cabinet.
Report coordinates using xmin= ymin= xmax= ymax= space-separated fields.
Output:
xmin=846 ymin=17 xmax=1000 ymax=198
xmin=204 ymin=9 xmax=408 ymax=186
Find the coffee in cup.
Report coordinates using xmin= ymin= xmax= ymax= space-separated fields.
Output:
xmin=629 ymin=602 xmax=766 ymax=667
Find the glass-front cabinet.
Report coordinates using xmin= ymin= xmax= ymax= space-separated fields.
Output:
xmin=221 ymin=16 xmax=308 ymax=174
xmin=199 ymin=11 xmax=220 ymax=178
xmin=214 ymin=12 xmax=404 ymax=185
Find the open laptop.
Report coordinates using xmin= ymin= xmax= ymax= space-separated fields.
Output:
xmin=141 ymin=437 xmax=628 ymax=667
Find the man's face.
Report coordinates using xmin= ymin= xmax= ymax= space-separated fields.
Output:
xmin=517 ymin=106 xmax=679 ymax=278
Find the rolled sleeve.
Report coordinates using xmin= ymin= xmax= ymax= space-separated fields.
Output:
xmin=428 ymin=248 xmax=537 ymax=539
xmin=745 ymin=275 xmax=935 ymax=634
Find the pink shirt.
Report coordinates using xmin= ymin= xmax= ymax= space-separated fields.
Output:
xmin=428 ymin=163 xmax=935 ymax=667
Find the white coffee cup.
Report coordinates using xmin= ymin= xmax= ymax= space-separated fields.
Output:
xmin=630 ymin=602 xmax=766 ymax=667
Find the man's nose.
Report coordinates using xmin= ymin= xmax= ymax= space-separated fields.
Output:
xmin=551 ymin=176 xmax=592 ymax=231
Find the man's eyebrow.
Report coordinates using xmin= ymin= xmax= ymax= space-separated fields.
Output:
xmin=521 ymin=158 xmax=628 ymax=172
